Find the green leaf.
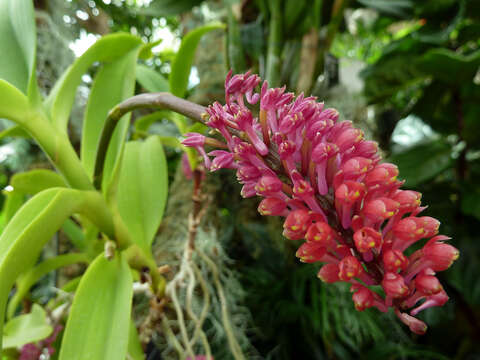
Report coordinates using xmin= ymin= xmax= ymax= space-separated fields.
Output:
xmin=81 ymin=46 xmax=142 ymax=180
xmin=7 ymin=253 xmax=88 ymax=320
xmin=0 ymin=80 xmax=32 ymax=127
xmin=388 ymin=139 xmax=453 ymax=186
xmin=0 ymin=125 xmax=30 ymax=140
xmin=418 ymin=48 xmax=480 ymax=85
xmin=59 ymin=252 xmax=133 ymax=360
xmin=127 ymin=321 xmax=145 ymax=360
xmin=116 ymin=136 xmax=168 ymax=250
xmin=0 ymin=0 xmax=38 ymax=101
xmin=0 ymin=188 xmax=114 ymax=349
xmin=62 ymin=219 xmax=86 ymax=251
xmin=136 ymin=64 xmax=169 ymax=92
xmin=170 ymin=23 xmax=225 ymax=98
xmin=3 ymin=304 xmax=52 ymax=349
xmin=0 ymin=190 xmax=25 ymax=234
xmin=45 ymin=33 xmax=143 ymax=133
xmin=10 ymin=169 xmax=67 ymax=195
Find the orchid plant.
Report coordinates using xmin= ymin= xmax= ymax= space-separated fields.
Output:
xmin=0 ymin=0 xmax=459 ymax=359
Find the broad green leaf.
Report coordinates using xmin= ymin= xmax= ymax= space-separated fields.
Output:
xmin=59 ymin=252 xmax=133 ymax=360
xmin=136 ymin=64 xmax=169 ymax=92
xmin=7 ymin=253 xmax=88 ymax=320
xmin=3 ymin=304 xmax=52 ymax=349
xmin=0 ymin=0 xmax=39 ymax=101
xmin=116 ymin=136 xmax=168 ymax=249
xmin=82 ymin=46 xmax=141 ymax=180
xmin=0 ymin=190 xmax=24 ymax=234
xmin=0 ymin=80 xmax=32 ymax=127
xmin=418 ymin=48 xmax=480 ymax=85
xmin=0 ymin=188 xmax=114 ymax=349
xmin=127 ymin=321 xmax=145 ymax=360
xmin=45 ymin=33 xmax=143 ymax=133
xmin=170 ymin=23 xmax=225 ymax=98
xmin=388 ymin=140 xmax=453 ymax=187
xmin=10 ymin=169 xmax=67 ymax=195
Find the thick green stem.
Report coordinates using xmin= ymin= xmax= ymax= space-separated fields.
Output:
xmin=124 ymin=244 xmax=166 ymax=297
xmin=26 ymin=113 xmax=94 ymax=191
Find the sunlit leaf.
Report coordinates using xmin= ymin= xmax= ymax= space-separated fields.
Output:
xmin=0 ymin=80 xmax=32 ymax=127
xmin=59 ymin=253 xmax=133 ymax=360
xmin=127 ymin=321 xmax=145 ymax=360
xmin=45 ymin=33 xmax=143 ymax=133
xmin=81 ymin=46 xmax=141 ymax=180
xmin=0 ymin=188 xmax=114 ymax=349
xmin=170 ymin=22 xmax=225 ymax=98
xmin=10 ymin=169 xmax=67 ymax=195
xmin=116 ymin=136 xmax=168 ymax=249
xmin=0 ymin=0 xmax=39 ymax=102
xmin=3 ymin=304 xmax=52 ymax=349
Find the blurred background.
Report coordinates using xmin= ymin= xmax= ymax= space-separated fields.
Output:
xmin=2 ymin=0 xmax=480 ymax=359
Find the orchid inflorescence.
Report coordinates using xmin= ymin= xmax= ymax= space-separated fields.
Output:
xmin=182 ymin=71 xmax=459 ymax=334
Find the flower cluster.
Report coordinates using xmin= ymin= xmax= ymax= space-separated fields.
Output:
xmin=182 ymin=71 xmax=459 ymax=334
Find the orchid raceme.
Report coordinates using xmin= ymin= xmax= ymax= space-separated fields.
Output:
xmin=182 ymin=71 xmax=459 ymax=334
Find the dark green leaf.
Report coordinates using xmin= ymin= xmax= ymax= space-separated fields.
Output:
xmin=388 ymin=140 xmax=453 ymax=186
xmin=418 ymin=48 xmax=480 ymax=84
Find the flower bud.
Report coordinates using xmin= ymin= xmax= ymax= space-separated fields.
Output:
xmin=255 ymin=175 xmax=283 ymax=196
xmin=296 ymin=242 xmax=326 ymax=263
xmin=258 ymin=198 xmax=287 ymax=216
xmin=283 ymin=209 xmax=312 ymax=240
xmin=278 ymin=140 xmax=296 ymax=160
xmin=382 ymin=249 xmax=409 ymax=273
xmin=393 ymin=217 xmax=440 ymax=241
xmin=415 ymin=273 xmax=443 ymax=295
xmin=423 ymin=242 xmax=459 ymax=271
xmin=363 ymin=197 xmax=400 ymax=222
xmin=364 ymin=163 xmax=398 ymax=188
xmin=354 ymin=227 xmax=382 ymax=253
xmin=335 ymin=181 xmax=366 ymax=205
xmin=391 ymin=190 xmax=422 ymax=213
xmin=209 ymin=151 xmax=235 ymax=171
xmin=305 ymin=222 xmax=336 ymax=247
xmin=382 ymin=272 xmax=409 ymax=298
xmin=352 ymin=285 xmax=374 ymax=311
xmin=317 ymin=263 xmax=340 ymax=283
xmin=338 ymin=256 xmax=364 ymax=281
